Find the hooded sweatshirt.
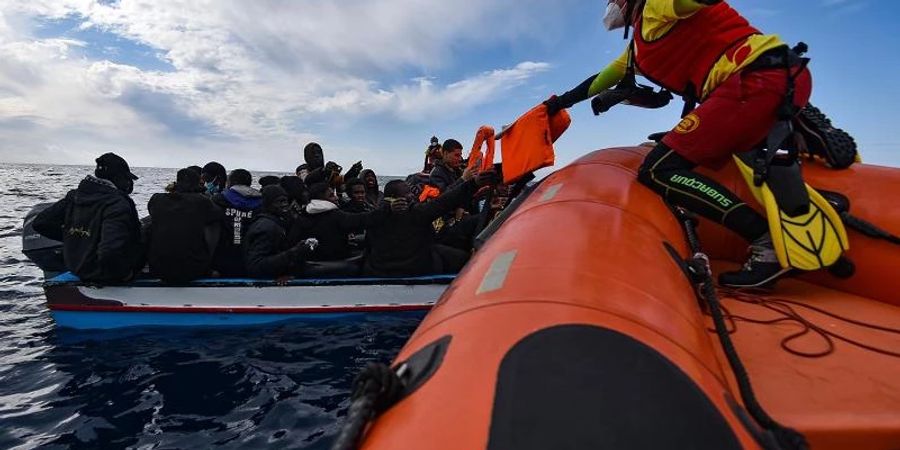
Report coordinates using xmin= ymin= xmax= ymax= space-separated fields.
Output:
xmin=147 ymin=190 xmax=224 ymax=282
xmin=33 ymin=175 xmax=143 ymax=282
xmin=211 ymin=185 xmax=262 ymax=276
xmin=290 ymin=199 xmax=388 ymax=261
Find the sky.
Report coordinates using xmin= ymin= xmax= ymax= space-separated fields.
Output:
xmin=0 ymin=0 xmax=897 ymax=176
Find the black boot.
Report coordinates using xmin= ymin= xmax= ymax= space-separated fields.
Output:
xmin=718 ymin=233 xmax=790 ymax=288
xmin=795 ymin=104 xmax=858 ymax=169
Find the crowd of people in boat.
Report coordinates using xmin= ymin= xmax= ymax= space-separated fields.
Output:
xmin=32 ymin=139 xmax=509 ymax=283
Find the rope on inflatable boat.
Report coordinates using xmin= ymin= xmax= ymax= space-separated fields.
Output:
xmin=673 ymin=207 xmax=810 ymax=450
xmin=716 ymin=289 xmax=900 ymax=359
xmin=330 ymin=362 xmax=405 ymax=450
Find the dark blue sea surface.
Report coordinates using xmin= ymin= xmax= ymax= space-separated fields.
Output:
xmin=0 ymin=164 xmax=419 ymax=449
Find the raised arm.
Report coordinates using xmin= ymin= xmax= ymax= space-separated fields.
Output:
xmin=546 ymin=49 xmax=629 ymax=113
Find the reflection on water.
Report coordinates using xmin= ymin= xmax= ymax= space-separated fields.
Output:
xmin=0 ymin=163 xmax=419 ymax=449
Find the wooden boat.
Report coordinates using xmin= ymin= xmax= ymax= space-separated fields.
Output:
xmin=354 ymin=147 xmax=900 ymax=450
xmin=44 ymin=272 xmax=452 ymax=329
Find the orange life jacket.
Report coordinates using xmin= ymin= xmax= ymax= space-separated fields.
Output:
xmin=633 ymin=2 xmax=759 ymax=98
xmin=497 ymin=104 xmax=571 ymax=184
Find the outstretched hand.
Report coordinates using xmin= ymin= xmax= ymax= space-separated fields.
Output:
xmin=462 ymin=164 xmax=479 ymax=181
xmin=543 ymin=95 xmax=564 ymax=116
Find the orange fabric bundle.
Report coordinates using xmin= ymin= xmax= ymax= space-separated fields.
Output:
xmin=499 ymin=104 xmax=571 ymax=183
xmin=418 ymin=185 xmax=441 ymax=203
xmin=467 ymin=125 xmax=496 ymax=172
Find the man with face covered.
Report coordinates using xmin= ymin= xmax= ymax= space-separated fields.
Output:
xmin=243 ymin=185 xmax=318 ymax=278
xmin=33 ymin=152 xmax=144 ymax=282
xmin=363 ymin=171 xmax=497 ymax=277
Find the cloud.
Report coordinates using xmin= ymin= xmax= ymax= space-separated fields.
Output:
xmin=0 ymin=0 xmax=572 ymax=171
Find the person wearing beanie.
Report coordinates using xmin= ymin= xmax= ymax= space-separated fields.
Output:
xmin=243 ymin=185 xmax=318 ymax=278
xmin=201 ymin=161 xmax=227 ymax=196
xmin=258 ymin=175 xmax=281 ymax=189
xmin=210 ymin=168 xmax=262 ymax=277
xmin=33 ymin=152 xmax=144 ymax=282
xmin=146 ymin=168 xmax=224 ymax=283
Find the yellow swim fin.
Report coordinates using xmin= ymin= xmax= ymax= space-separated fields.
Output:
xmin=733 ymin=154 xmax=849 ymax=271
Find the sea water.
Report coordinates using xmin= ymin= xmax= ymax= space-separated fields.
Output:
xmin=0 ymin=163 xmax=418 ymax=449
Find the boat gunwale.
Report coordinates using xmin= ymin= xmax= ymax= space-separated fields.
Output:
xmin=43 ymin=272 xmax=457 ymax=289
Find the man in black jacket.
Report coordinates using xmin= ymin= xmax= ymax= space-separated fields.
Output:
xmin=363 ymin=173 xmax=495 ymax=277
xmin=33 ymin=152 xmax=143 ymax=282
xmin=147 ymin=168 xmax=224 ymax=283
xmin=211 ymin=169 xmax=262 ymax=276
xmin=428 ymin=139 xmax=465 ymax=192
xmin=243 ymin=186 xmax=317 ymax=278
xmin=341 ymin=178 xmax=372 ymax=214
xmin=293 ymin=182 xmax=388 ymax=261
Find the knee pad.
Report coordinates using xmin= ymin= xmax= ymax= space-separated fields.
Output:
xmin=637 ymin=142 xmax=671 ymax=187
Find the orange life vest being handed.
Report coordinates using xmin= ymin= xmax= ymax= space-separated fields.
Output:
xmin=498 ymin=104 xmax=571 ymax=184
xmin=633 ymin=2 xmax=759 ymax=98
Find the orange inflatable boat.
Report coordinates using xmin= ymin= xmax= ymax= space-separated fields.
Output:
xmin=344 ymin=147 xmax=900 ymax=450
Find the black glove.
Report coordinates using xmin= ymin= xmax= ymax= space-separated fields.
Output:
xmin=591 ymin=84 xmax=672 ymax=115
xmin=543 ymin=95 xmax=564 ymax=116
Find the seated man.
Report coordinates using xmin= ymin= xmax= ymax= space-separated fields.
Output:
xmin=211 ymin=169 xmax=262 ymax=276
xmin=340 ymin=178 xmax=372 ymax=251
xmin=293 ymin=182 xmax=388 ymax=261
xmin=359 ymin=169 xmax=383 ymax=208
xmin=341 ymin=178 xmax=372 ymax=213
xmin=428 ymin=139 xmax=464 ymax=191
xmin=363 ymin=173 xmax=494 ymax=277
xmin=147 ymin=168 xmax=224 ymax=283
xmin=243 ymin=186 xmax=317 ymax=278
xmin=33 ymin=152 xmax=143 ymax=282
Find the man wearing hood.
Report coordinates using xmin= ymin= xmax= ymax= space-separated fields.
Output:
xmin=211 ymin=169 xmax=262 ymax=276
xmin=303 ymin=142 xmax=326 ymax=172
xmin=244 ymin=185 xmax=318 ymax=278
xmin=292 ymin=182 xmax=388 ymax=261
xmin=33 ymin=152 xmax=143 ymax=282
xmin=359 ymin=169 xmax=383 ymax=208
xmin=147 ymin=168 xmax=224 ymax=283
